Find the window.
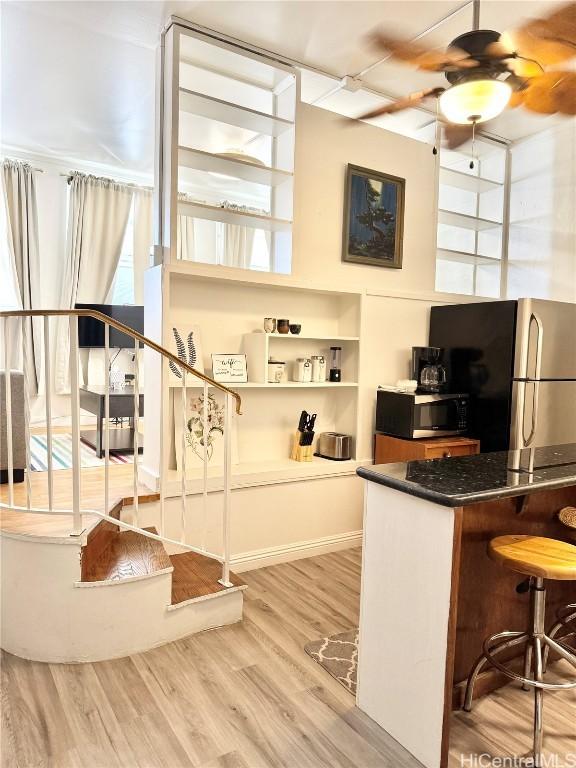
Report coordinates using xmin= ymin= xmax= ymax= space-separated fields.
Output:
xmin=0 ymin=192 xmax=20 ymax=310
xmin=108 ymin=205 xmax=135 ymax=304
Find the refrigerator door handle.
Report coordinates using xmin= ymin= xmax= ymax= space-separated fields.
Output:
xmin=523 ymin=381 xmax=540 ymax=447
xmin=522 ymin=313 xmax=543 ymax=447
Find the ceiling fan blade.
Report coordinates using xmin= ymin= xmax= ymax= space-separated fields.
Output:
xmin=443 ymin=123 xmax=474 ymax=150
xmin=369 ymin=31 xmax=478 ymax=71
xmin=355 ymin=88 xmax=445 ymax=121
xmin=522 ymin=71 xmax=576 ymax=115
xmin=502 ymin=2 xmax=576 ymax=66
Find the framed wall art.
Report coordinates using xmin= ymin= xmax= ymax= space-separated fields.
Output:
xmin=342 ymin=164 xmax=405 ymax=269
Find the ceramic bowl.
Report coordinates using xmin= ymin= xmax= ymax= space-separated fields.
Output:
xmin=289 ymin=324 xmax=301 ymax=335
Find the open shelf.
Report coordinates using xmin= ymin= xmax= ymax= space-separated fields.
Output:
xmin=178 ymin=200 xmax=292 ymax=232
xmin=436 ymin=248 xmax=502 ymax=265
xmin=168 ymin=381 xmax=358 ymax=389
xmin=155 ymin=457 xmax=370 ymax=496
xmin=178 ymin=145 xmax=293 ymax=187
xmin=268 ymin=334 xmax=360 ymax=342
xmin=440 ymin=167 xmax=502 ymax=193
xmin=179 ymin=88 xmax=295 ymax=137
xmin=438 ymin=209 xmax=502 ymax=231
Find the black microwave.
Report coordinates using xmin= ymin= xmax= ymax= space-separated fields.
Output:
xmin=376 ymin=390 xmax=469 ymax=439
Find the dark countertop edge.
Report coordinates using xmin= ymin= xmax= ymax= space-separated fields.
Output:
xmin=356 ymin=466 xmax=576 ymax=508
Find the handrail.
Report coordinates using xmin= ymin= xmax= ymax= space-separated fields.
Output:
xmin=0 ymin=309 xmax=242 ymax=415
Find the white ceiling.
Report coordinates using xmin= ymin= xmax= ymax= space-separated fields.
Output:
xmin=1 ymin=0 xmax=573 ymax=173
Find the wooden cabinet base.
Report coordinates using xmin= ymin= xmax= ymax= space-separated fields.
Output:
xmin=374 ymin=434 xmax=480 ymax=464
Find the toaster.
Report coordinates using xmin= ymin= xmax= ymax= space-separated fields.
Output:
xmin=315 ymin=432 xmax=352 ymax=461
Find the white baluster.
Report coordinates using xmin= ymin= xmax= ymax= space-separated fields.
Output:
xmin=159 ymin=353 xmax=165 ymax=536
xmin=219 ymin=392 xmax=233 ymax=587
xmin=69 ymin=315 xmax=82 ymax=535
xmin=3 ymin=317 xmax=14 ymax=508
xmin=180 ymin=367 xmax=187 ymax=543
xmin=22 ymin=317 xmax=32 ymax=511
xmin=133 ymin=338 xmax=140 ymax=526
xmin=44 ymin=315 xmax=54 ymax=511
xmin=104 ymin=324 xmax=110 ymax=516
xmin=201 ymin=381 xmax=208 ymax=551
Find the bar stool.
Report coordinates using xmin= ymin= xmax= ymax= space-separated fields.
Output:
xmin=463 ymin=535 xmax=576 ymax=767
xmin=545 ymin=507 xmax=576 ymax=664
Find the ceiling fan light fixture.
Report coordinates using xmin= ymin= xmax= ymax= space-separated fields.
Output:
xmin=439 ymin=78 xmax=512 ymax=124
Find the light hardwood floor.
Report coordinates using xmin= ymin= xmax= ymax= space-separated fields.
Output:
xmin=1 ymin=548 xmax=575 ymax=768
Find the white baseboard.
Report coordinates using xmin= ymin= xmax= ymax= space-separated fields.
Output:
xmin=230 ymin=529 xmax=363 ymax=573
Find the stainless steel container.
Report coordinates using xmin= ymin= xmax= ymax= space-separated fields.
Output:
xmin=315 ymin=432 xmax=352 ymax=461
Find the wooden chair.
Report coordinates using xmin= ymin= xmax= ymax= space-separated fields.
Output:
xmin=463 ymin=534 xmax=576 ymax=768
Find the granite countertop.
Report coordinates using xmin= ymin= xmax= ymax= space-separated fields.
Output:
xmin=357 ymin=444 xmax=576 ymax=507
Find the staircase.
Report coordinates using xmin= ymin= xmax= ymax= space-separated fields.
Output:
xmin=1 ymin=309 xmax=245 ymax=663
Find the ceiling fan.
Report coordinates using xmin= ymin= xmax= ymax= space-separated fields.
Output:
xmin=354 ymin=0 xmax=576 ymax=149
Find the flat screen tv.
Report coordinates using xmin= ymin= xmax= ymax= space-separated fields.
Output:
xmin=75 ymin=304 xmax=144 ymax=349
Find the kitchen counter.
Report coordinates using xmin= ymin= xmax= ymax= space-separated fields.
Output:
xmin=355 ymin=444 xmax=576 ymax=768
xmin=357 ymin=443 xmax=576 ymax=507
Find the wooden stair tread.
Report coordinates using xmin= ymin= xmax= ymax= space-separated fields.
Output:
xmin=170 ymin=551 xmax=245 ymax=605
xmin=82 ymin=527 xmax=172 ymax=583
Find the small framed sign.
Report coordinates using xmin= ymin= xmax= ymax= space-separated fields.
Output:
xmin=211 ymin=354 xmax=248 ymax=384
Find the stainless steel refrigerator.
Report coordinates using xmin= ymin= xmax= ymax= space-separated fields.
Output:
xmin=429 ymin=298 xmax=576 ymax=452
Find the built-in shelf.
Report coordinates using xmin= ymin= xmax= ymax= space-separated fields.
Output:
xmin=165 ymin=260 xmax=363 ymax=296
xmin=169 ymin=381 xmax=359 ymax=389
xmin=438 ymin=209 xmax=502 ymax=231
xmin=179 ymin=88 xmax=295 ymax=137
xmin=178 ymin=146 xmax=292 ymax=187
xmin=178 ymin=200 xmax=292 ymax=232
xmin=436 ymin=248 xmax=502 ymax=265
xmin=268 ymin=334 xmax=360 ymax=342
xmin=440 ymin=167 xmax=502 ymax=193
xmin=142 ymin=457 xmax=370 ymax=496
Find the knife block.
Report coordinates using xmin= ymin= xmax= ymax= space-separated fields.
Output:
xmin=290 ymin=431 xmax=313 ymax=462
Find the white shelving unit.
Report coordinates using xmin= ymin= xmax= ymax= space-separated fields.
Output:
xmin=243 ymin=331 xmax=360 ymax=385
xmin=436 ymin=140 xmax=508 ymax=298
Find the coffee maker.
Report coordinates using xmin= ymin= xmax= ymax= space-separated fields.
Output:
xmin=411 ymin=346 xmax=447 ymax=393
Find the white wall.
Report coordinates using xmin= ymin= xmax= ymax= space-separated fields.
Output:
xmin=508 ymin=121 xmax=576 ymax=303
xmin=293 ymin=103 xmax=438 ymax=294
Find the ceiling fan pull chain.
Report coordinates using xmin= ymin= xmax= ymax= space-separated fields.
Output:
xmin=469 ymin=121 xmax=477 ymax=170
xmin=432 ymin=97 xmax=440 ymax=155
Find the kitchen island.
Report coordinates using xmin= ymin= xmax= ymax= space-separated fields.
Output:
xmin=356 ymin=444 xmax=576 ymax=768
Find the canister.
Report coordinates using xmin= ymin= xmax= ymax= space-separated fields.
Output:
xmin=267 ymin=359 xmax=286 ymax=383
xmin=294 ymin=357 xmax=312 ymax=383
xmin=311 ymin=355 xmax=326 ymax=382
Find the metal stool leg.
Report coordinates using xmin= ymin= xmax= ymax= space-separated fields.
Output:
xmin=522 ymin=641 xmax=533 ymax=691
xmin=532 ymin=577 xmax=546 ymax=768
xmin=463 ymin=631 xmax=527 ymax=711
xmin=543 ymin=605 xmax=576 ymax=673
xmin=533 ymin=636 xmax=544 ymax=768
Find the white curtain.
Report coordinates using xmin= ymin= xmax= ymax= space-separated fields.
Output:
xmin=1 ymin=159 xmax=42 ymax=392
xmin=55 ymin=172 xmax=133 ymax=393
xmin=220 ymin=224 xmax=255 ymax=269
xmin=177 ymin=214 xmax=196 ymax=261
xmin=133 ymin=188 xmax=153 ymax=304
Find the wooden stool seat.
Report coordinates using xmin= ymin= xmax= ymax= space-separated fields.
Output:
xmin=489 ymin=535 xmax=576 ymax=581
xmin=559 ymin=507 xmax=576 ymax=536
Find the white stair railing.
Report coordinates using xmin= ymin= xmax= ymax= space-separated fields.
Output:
xmin=0 ymin=309 xmax=242 ymax=587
